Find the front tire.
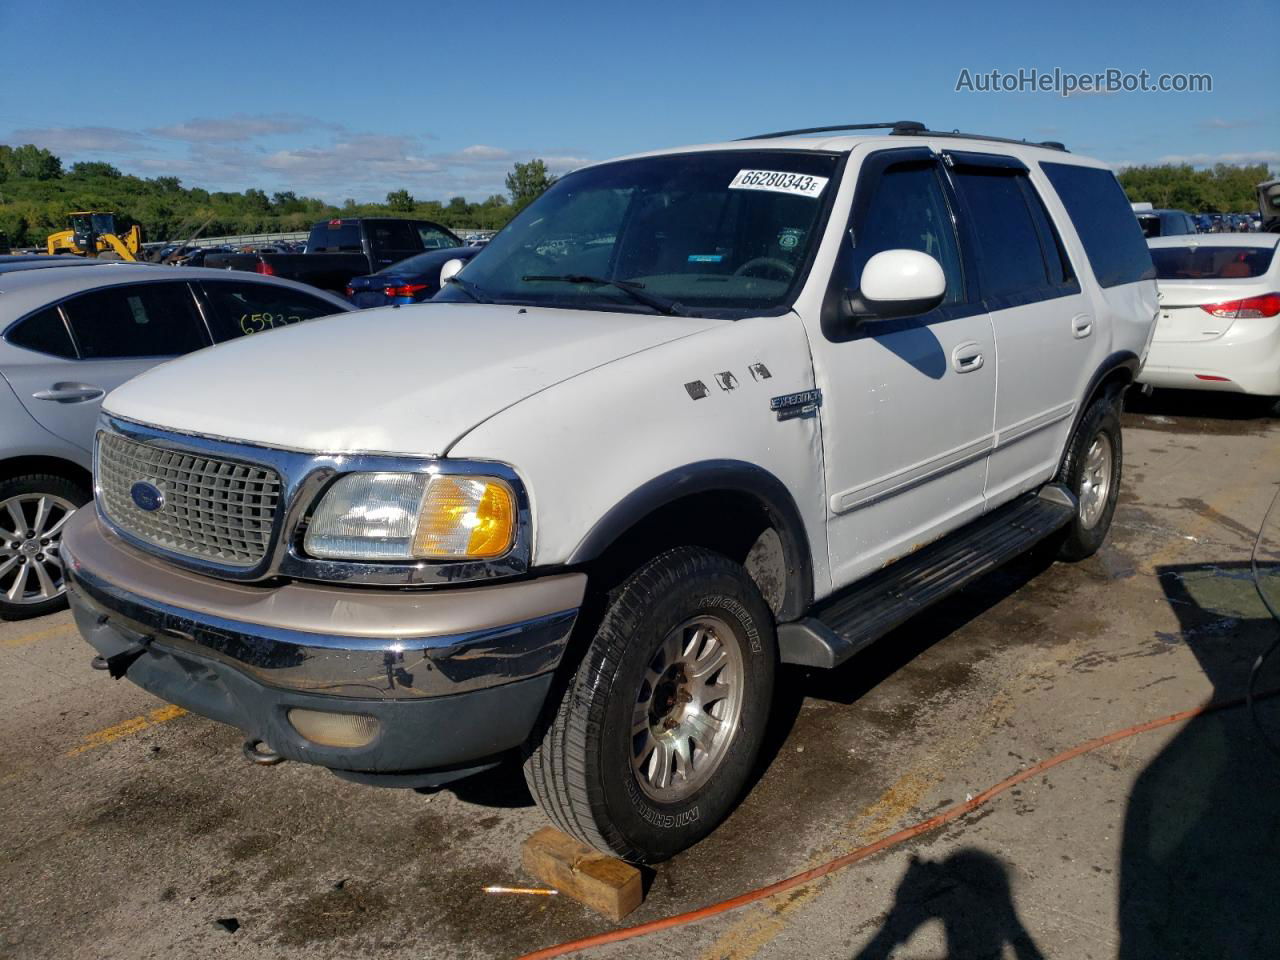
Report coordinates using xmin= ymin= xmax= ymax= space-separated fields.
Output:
xmin=524 ymin=547 xmax=776 ymax=862
xmin=0 ymin=474 xmax=88 ymax=620
xmin=1055 ymin=393 xmax=1123 ymax=561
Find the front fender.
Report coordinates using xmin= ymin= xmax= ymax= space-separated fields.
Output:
xmin=447 ymin=313 xmax=832 ymax=607
xmin=568 ymin=459 xmax=814 ymax=619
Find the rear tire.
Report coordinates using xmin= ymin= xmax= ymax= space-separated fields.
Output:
xmin=524 ymin=547 xmax=776 ymax=862
xmin=1055 ymin=393 xmax=1123 ymax=561
xmin=0 ymin=474 xmax=89 ymax=620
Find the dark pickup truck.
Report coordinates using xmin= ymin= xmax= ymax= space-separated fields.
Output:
xmin=204 ymin=218 xmax=468 ymax=293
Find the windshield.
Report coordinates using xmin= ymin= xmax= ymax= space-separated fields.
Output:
xmin=437 ymin=150 xmax=841 ymax=317
xmin=1151 ymin=245 xmax=1276 ymax=280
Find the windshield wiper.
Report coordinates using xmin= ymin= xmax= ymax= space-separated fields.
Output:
xmin=521 ymin=274 xmax=688 ymax=316
xmin=443 ymin=274 xmax=493 ymax=303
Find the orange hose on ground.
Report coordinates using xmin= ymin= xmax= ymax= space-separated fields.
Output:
xmin=516 ymin=689 xmax=1278 ymax=960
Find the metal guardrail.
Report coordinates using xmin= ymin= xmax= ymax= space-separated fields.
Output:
xmin=142 ymin=231 xmax=310 ymax=251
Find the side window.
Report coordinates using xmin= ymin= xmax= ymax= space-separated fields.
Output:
xmin=370 ymin=222 xmax=423 ymax=260
xmin=951 ymin=168 xmax=1052 ymax=300
xmin=417 ymin=225 xmax=459 ymax=250
xmin=60 ymin=283 xmax=207 ymax=359
xmin=199 ymin=281 xmax=342 ymax=342
xmin=851 ymin=162 xmax=964 ymax=305
xmin=1040 ymin=162 xmax=1156 ymax=288
xmin=6 ymin=307 xmax=77 ymax=358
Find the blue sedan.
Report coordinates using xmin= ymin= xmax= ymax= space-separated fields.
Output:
xmin=346 ymin=245 xmax=483 ymax=308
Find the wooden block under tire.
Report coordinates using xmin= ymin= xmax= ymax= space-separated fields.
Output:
xmin=521 ymin=827 xmax=644 ymax=921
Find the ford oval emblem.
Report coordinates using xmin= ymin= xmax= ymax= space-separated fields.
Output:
xmin=130 ymin=481 xmax=165 ymax=512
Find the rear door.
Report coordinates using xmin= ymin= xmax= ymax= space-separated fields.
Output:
xmin=0 ymin=281 xmax=209 ymax=454
xmin=945 ymin=152 xmax=1096 ymax=505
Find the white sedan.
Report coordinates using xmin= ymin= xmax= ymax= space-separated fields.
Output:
xmin=1140 ymin=233 xmax=1280 ymax=399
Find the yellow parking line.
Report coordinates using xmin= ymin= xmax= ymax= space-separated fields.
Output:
xmin=65 ymin=705 xmax=187 ymax=757
xmin=0 ymin=623 xmax=76 ymax=649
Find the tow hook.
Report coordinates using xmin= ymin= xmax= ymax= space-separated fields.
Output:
xmin=243 ymin=739 xmax=285 ymax=766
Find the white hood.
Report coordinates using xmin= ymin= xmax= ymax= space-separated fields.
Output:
xmin=105 ymin=302 xmax=718 ymax=456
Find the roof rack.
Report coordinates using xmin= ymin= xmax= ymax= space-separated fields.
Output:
xmin=908 ymin=128 xmax=1068 ymax=152
xmin=740 ymin=121 xmax=1068 ymax=152
xmin=738 ymin=121 xmax=926 ymax=140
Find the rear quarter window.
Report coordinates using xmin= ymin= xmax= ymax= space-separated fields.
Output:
xmin=1151 ymin=245 xmax=1276 ymax=280
xmin=1040 ymin=163 xmax=1156 ymax=288
xmin=6 ymin=307 xmax=76 ymax=358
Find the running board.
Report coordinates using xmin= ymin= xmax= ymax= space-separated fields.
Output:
xmin=778 ymin=485 xmax=1077 ymax=668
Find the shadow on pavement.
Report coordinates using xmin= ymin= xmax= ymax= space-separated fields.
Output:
xmin=851 ymin=850 xmax=1044 ymax=959
xmin=1124 ymin=387 xmax=1277 ymax=423
xmin=1119 ymin=561 xmax=1280 ymax=958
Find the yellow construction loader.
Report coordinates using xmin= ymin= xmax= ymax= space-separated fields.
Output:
xmin=46 ymin=212 xmax=142 ymax=261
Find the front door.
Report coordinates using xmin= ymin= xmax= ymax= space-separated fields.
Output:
xmin=809 ymin=148 xmax=997 ymax=589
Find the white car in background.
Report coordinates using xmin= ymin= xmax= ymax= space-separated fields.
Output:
xmin=1140 ymin=234 xmax=1280 ymax=401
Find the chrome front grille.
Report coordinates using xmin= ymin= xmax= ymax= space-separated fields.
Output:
xmin=96 ymin=431 xmax=281 ymax=567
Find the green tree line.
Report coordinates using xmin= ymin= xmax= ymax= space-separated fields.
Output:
xmin=1117 ymin=163 xmax=1271 ymax=213
xmin=0 ymin=145 xmax=558 ymax=247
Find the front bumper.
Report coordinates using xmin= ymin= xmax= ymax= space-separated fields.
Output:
xmin=62 ymin=510 xmax=585 ymax=784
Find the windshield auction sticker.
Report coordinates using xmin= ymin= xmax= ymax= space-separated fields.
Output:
xmin=729 ymin=170 xmax=829 ymax=198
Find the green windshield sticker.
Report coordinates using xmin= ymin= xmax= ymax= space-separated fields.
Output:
xmin=688 ymin=254 xmax=724 ymax=263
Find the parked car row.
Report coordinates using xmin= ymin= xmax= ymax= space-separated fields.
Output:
xmin=1132 ymin=205 xmax=1266 ymax=238
xmin=203 ymin=217 xmax=482 ymax=296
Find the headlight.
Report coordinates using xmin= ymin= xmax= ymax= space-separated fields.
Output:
xmin=304 ymin=471 xmax=517 ymax=561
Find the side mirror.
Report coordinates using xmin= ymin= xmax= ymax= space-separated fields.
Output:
xmin=439 ymin=258 xmax=465 ymax=286
xmin=845 ymin=249 xmax=946 ymax=321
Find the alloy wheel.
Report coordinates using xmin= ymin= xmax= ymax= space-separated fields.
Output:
xmin=0 ymin=494 xmax=77 ymax=605
xmin=1078 ymin=434 xmax=1113 ymax=530
xmin=630 ymin=615 xmax=745 ymax=803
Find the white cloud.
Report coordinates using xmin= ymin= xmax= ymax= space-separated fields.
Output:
xmin=1195 ymin=117 xmax=1257 ymax=131
xmin=1155 ymin=150 xmax=1280 ymax=168
xmin=148 ymin=113 xmax=340 ymax=143
xmin=6 ymin=125 xmax=151 ymax=154
xmin=3 ymin=114 xmax=591 ymax=201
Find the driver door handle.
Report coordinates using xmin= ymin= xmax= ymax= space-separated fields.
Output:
xmin=32 ymin=382 xmax=105 ymax=404
xmin=951 ymin=342 xmax=985 ymax=374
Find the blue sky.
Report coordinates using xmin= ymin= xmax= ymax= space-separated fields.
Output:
xmin=2 ymin=0 xmax=1275 ymax=202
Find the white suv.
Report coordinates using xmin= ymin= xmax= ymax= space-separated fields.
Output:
xmin=63 ymin=122 xmax=1158 ymax=862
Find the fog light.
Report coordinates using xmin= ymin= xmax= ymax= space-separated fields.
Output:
xmin=287 ymin=709 xmax=380 ymax=748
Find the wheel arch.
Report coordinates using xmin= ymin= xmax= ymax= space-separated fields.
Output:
xmin=1061 ymin=351 xmax=1138 ymax=468
xmin=0 ymin=455 xmax=91 ymax=492
xmin=566 ymin=459 xmax=814 ymax=622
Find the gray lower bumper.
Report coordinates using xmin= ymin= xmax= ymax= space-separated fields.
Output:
xmin=61 ymin=510 xmax=584 ymax=700
xmin=61 ymin=510 xmax=585 ymax=780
